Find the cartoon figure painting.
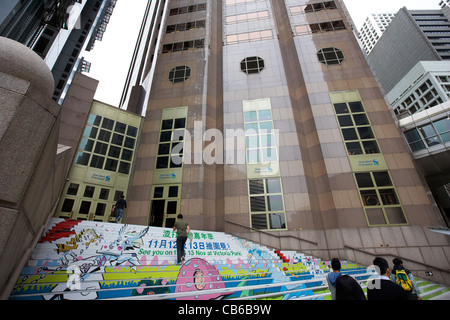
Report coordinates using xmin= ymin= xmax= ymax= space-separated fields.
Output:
xmin=174 ymin=258 xmax=232 ymax=300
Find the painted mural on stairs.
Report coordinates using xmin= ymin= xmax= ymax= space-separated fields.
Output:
xmin=10 ymin=218 xmax=327 ymax=300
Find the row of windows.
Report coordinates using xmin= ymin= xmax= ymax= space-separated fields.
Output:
xmin=225 ymin=10 xmax=269 ymax=24
xmin=404 ymin=117 xmax=450 ymax=152
xmin=168 ymin=48 xmax=345 ymax=85
xmin=354 ymin=172 xmax=407 ymax=226
xmin=169 ymin=4 xmax=206 ymax=16
xmin=249 ymin=178 xmax=286 ymax=230
xmin=226 ymin=29 xmax=273 ymax=45
xmin=394 ymin=79 xmax=445 ymax=115
xmin=156 ymin=117 xmax=186 ymax=170
xmin=334 ymin=101 xmax=381 ymax=156
xmin=74 ymin=114 xmax=138 ymax=175
xmin=244 ymin=108 xmax=278 ymax=164
xmin=166 ymin=20 xmax=206 ymax=33
xmin=295 ymin=20 xmax=346 ymax=35
xmin=290 ymin=1 xmax=337 ymax=15
xmin=225 ymin=0 xmax=264 ymax=5
xmin=162 ymin=39 xmax=205 ymax=54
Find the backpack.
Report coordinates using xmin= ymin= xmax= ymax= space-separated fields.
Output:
xmin=395 ymin=269 xmax=412 ymax=291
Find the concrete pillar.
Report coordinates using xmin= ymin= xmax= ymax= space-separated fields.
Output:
xmin=0 ymin=37 xmax=69 ymax=299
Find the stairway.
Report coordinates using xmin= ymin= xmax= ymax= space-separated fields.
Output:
xmin=8 ymin=218 xmax=450 ymax=300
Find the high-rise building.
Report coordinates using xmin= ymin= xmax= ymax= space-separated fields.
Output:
xmin=111 ymin=0 xmax=449 ymax=271
xmin=358 ymin=13 xmax=395 ymax=55
xmin=0 ymin=0 xmax=118 ymax=104
xmin=368 ymin=7 xmax=450 ymax=96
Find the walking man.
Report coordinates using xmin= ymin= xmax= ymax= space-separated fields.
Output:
xmin=113 ymin=195 xmax=127 ymax=223
xmin=173 ymin=214 xmax=191 ymax=264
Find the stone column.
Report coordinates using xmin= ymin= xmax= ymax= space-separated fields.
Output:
xmin=0 ymin=36 xmax=65 ymax=299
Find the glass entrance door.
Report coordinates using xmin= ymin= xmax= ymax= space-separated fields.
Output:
xmin=149 ymin=184 xmax=181 ymax=228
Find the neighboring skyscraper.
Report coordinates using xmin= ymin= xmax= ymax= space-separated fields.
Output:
xmin=359 ymin=13 xmax=395 ymax=54
xmin=0 ymin=0 xmax=117 ymax=104
xmin=114 ymin=0 xmax=449 ymax=274
xmin=368 ymin=7 xmax=450 ymax=95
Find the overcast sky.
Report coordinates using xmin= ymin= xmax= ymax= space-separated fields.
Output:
xmin=84 ymin=0 xmax=442 ymax=107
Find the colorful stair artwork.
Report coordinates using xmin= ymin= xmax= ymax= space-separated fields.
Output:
xmin=9 ymin=218 xmax=450 ymax=300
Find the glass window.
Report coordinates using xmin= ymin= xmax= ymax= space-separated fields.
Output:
xmin=346 ymin=142 xmax=363 ymax=155
xmin=105 ymin=158 xmax=118 ymax=172
xmin=342 ymin=128 xmax=358 ymax=141
xmin=249 ymin=180 xmax=265 ymax=194
xmin=174 ymin=118 xmax=186 ymax=129
xmin=80 ymin=138 xmax=94 ymax=152
xmin=245 ymin=111 xmax=258 ymax=123
xmin=251 ymin=214 xmax=267 ymax=230
xmin=169 ymin=66 xmax=192 ymax=83
xmin=84 ymin=186 xmax=95 ymax=198
xmin=61 ymin=199 xmax=75 ymax=213
xmin=108 ymin=146 xmax=121 ymax=158
xmin=317 ymin=47 xmax=345 ymax=65
xmin=67 ymin=183 xmax=79 ymax=196
xmin=154 ymin=187 xmax=164 ymax=198
xmin=111 ymin=133 xmax=124 ymax=146
xmin=354 ymin=171 xmax=407 ymax=226
xmin=127 ymin=126 xmax=138 ymax=137
xmin=102 ymin=118 xmax=114 ymax=130
xmin=355 ymin=173 xmax=373 ymax=188
xmin=99 ymin=188 xmax=110 ymax=200
xmin=90 ymin=155 xmax=105 ymax=169
xmin=115 ymin=122 xmax=127 ymax=134
xmin=419 ymin=124 xmax=441 ymax=146
xmin=94 ymin=142 xmax=108 ymax=155
xmin=84 ymin=126 xmax=98 ymax=139
xmin=75 ymin=152 xmax=90 ymax=166
xmin=118 ymin=162 xmax=131 ymax=174
xmin=169 ymin=186 xmax=179 ymax=198
xmin=269 ymin=213 xmax=286 ymax=229
xmin=241 ymin=56 xmax=265 ymax=74
xmin=98 ymin=130 xmax=111 ymax=143
xmin=87 ymin=114 xmax=102 ymax=126
xmin=250 ymin=196 xmax=266 ymax=212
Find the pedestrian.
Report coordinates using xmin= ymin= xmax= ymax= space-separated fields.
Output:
xmin=326 ymin=258 xmax=342 ymax=300
xmin=367 ymin=257 xmax=409 ymax=300
xmin=113 ymin=195 xmax=127 ymax=223
xmin=390 ymin=257 xmax=421 ymax=300
xmin=173 ymin=214 xmax=192 ymax=265
xmin=335 ymin=274 xmax=366 ymax=300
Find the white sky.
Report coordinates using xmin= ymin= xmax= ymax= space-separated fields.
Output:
xmin=84 ymin=0 xmax=442 ymax=107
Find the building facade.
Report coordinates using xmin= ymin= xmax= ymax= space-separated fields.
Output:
xmin=368 ymin=7 xmax=450 ymax=95
xmin=116 ymin=0 xmax=449 ymax=276
xmin=0 ymin=0 xmax=117 ymax=104
xmin=55 ymin=99 xmax=143 ymax=222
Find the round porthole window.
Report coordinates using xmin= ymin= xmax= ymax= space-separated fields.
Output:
xmin=169 ymin=65 xmax=192 ymax=83
xmin=317 ymin=47 xmax=345 ymax=65
xmin=241 ymin=56 xmax=265 ymax=74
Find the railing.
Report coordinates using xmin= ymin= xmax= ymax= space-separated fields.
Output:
xmin=224 ymin=219 xmax=319 ymax=249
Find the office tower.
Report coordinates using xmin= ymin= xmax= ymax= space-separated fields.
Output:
xmin=368 ymin=7 xmax=450 ymax=97
xmin=114 ymin=0 xmax=449 ymax=271
xmin=0 ymin=0 xmax=118 ymax=104
xmin=358 ymin=13 xmax=395 ymax=55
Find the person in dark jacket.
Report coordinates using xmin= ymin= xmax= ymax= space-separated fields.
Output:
xmin=326 ymin=258 xmax=342 ymax=300
xmin=367 ymin=257 xmax=409 ymax=300
xmin=336 ymin=274 xmax=366 ymax=300
xmin=113 ymin=195 xmax=127 ymax=223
